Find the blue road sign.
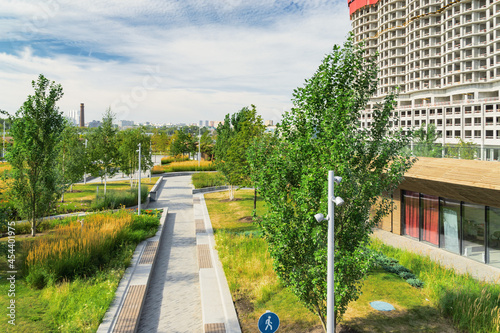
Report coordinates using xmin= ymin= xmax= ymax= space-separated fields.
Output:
xmin=258 ymin=311 xmax=280 ymax=333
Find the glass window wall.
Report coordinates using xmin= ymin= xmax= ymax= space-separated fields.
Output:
xmin=404 ymin=191 xmax=420 ymax=238
xmin=422 ymin=194 xmax=439 ymax=245
xmin=462 ymin=202 xmax=485 ymax=263
xmin=488 ymin=207 xmax=500 ymax=268
xmin=440 ymin=198 xmax=461 ymax=254
xmin=402 ymin=190 xmax=499 ymax=267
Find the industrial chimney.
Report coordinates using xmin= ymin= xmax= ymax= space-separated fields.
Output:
xmin=80 ymin=103 xmax=85 ymax=127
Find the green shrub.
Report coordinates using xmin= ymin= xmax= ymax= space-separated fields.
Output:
xmin=407 ymin=278 xmax=424 ymax=288
xmin=161 ymin=156 xmax=190 ymax=165
xmin=91 ymin=185 xmax=148 ymax=211
xmin=372 ymin=250 xmax=423 ymax=288
xmin=192 ymin=172 xmax=227 ymax=189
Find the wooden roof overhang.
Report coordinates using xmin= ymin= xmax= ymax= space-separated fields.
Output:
xmin=398 ymin=157 xmax=500 ymax=208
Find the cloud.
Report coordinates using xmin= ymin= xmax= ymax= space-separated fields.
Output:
xmin=0 ymin=0 xmax=351 ymax=124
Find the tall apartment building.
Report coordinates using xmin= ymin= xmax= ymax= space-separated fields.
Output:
xmin=349 ymin=0 xmax=500 ymax=155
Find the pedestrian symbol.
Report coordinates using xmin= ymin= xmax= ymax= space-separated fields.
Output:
xmin=258 ymin=310 xmax=279 ymax=333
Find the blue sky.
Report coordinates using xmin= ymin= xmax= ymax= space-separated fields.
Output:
xmin=0 ymin=0 xmax=351 ymax=124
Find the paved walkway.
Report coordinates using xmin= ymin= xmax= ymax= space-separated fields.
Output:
xmin=373 ymin=228 xmax=500 ymax=283
xmin=137 ymin=175 xmax=203 ymax=333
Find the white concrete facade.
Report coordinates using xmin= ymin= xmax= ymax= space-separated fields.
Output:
xmin=350 ymin=0 xmax=500 ymax=147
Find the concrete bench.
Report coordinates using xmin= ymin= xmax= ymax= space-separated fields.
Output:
xmin=149 ymin=176 xmax=163 ymax=201
xmin=112 ymin=284 xmax=147 ymax=333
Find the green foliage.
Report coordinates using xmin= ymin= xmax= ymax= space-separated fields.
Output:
xmin=371 ymin=239 xmax=500 ymax=333
xmin=57 ymin=122 xmax=86 ymax=201
xmin=169 ymin=129 xmax=196 ymax=156
xmin=6 ymin=74 xmax=66 ymax=236
xmin=412 ymin=124 xmax=442 ymax=157
xmin=200 ymin=130 xmax=215 ymax=160
xmin=90 ymin=185 xmax=148 ymax=211
xmin=161 ymin=156 xmax=190 ymax=165
xmin=117 ymin=127 xmax=154 ymax=183
xmin=191 ymin=172 xmax=227 ymax=189
xmin=85 ymin=108 xmax=119 ymax=191
xmin=372 ymin=250 xmax=424 ymax=288
xmin=151 ymin=129 xmax=170 ymax=154
xmin=248 ymin=37 xmax=415 ymax=329
xmin=214 ymin=105 xmax=265 ymax=189
xmin=445 ymin=138 xmax=478 ymax=160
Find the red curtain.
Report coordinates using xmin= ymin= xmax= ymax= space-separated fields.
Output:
xmin=422 ymin=194 xmax=439 ymax=245
xmin=404 ymin=191 xmax=419 ymax=238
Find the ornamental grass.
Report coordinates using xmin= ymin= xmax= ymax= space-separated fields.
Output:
xmin=23 ymin=210 xmax=133 ymax=289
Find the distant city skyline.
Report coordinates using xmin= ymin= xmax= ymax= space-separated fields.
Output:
xmin=0 ymin=1 xmax=351 ymax=125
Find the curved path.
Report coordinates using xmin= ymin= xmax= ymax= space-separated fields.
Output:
xmin=137 ymin=175 xmax=203 ymax=332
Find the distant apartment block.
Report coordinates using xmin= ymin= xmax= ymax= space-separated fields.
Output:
xmin=87 ymin=120 xmax=101 ymax=128
xmin=119 ymin=120 xmax=135 ymax=127
xmin=264 ymin=120 xmax=274 ymax=126
xmin=349 ymin=0 xmax=500 ymax=152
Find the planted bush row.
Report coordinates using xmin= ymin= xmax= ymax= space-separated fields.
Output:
xmin=372 ymin=251 xmax=425 ymax=288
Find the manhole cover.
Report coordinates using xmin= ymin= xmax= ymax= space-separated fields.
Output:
xmin=369 ymin=301 xmax=395 ymax=311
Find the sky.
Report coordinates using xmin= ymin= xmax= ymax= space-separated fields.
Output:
xmin=0 ymin=0 xmax=352 ymax=125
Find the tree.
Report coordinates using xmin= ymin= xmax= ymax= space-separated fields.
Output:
xmin=445 ymin=138 xmax=478 ymax=160
xmin=86 ymin=108 xmax=118 ymax=195
xmin=117 ymin=128 xmax=154 ymax=188
xmin=6 ymin=74 xmax=65 ymax=236
xmin=169 ymin=129 xmax=196 ymax=157
xmin=413 ymin=124 xmax=441 ymax=157
xmin=214 ymin=105 xmax=265 ymax=204
xmin=248 ymin=37 xmax=415 ymax=331
xmin=151 ymin=129 xmax=170 ymax=155
xmin=57 ymin=122 xmax=86 ymax=201
xmin=199 ymin=130 xmax=215 ymax=160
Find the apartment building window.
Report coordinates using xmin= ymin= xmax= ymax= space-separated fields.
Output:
xmin=474 ymin=118 xmax=482 ymax=125
xmin=486 ymin=130 xmax=494 ymax=139
xmin=474 ymin=130 xmax=482 ymax=138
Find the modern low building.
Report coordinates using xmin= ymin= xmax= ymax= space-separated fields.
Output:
xmin=348 ymin=0 xmax=500 ymax=150
xmin=378 ymin=157 xmax=500 ymax=269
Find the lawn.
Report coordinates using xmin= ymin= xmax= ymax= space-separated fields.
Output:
xmin=54 ymin=177 xmax=159 ymax=214
xmin=204 ymin=189 xmax=459 ymax=333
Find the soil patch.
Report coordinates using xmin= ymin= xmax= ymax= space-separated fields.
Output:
xmin=220 ymin=198 xmax=243 ymax=202
xmin=234 ymin=294 xmax=254 ymax=315
xmin=337 ymin=324 xmax=362 ymax=333
xmin=238 ymin=216 xmax=254 ymax=223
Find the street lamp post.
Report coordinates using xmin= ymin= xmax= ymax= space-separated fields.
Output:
xmin=84 ymin=139 xmax=88 ymax=184
xmin=314 ymin=171 xmax=343 ymax=333
xmin=198 ymin=127 xmax=201 ymax=167
xmin=137 ymin=143 xmax=141 ymax=215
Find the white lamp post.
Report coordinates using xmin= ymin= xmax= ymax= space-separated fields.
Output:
xmin=137 ymin=143 xmax=141 ymax=215
xmin=84 ymin=139 xmax=88 ymax=184
xmin=198 ymin=127 xmax=201 ymax=167
xmin=314 ymin=171 xmax=343 ymax=333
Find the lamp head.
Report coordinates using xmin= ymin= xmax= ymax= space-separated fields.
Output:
xmin=314 ymin=213 xmax=326 ymax=222
xmin=333 ymin=176 xmax=342 ymax=184
xmin=333 ymin=196 xmax=344 ymax=206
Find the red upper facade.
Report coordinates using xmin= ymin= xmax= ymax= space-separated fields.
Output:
xmin=348 ymin=0 xmax=379 ymax=15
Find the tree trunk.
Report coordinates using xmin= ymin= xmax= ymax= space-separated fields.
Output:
xmin=229 ymin=185 xmax=234 ymax=201
xmin=104 ymin=175 xmax=107 ymax=196
xmin=61 ymin=191 xmax=64 ymax=203
xmin=70 ymin=184 xmax=73 ymax=192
